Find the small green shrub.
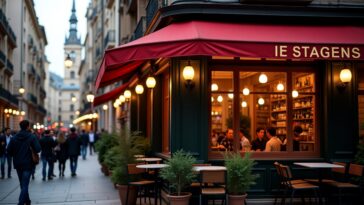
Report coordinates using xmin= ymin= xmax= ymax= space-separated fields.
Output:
xmin=159 ymin=150 xmax=196 ymax=196
xmin=224 ymin=152 xmax=257 ymax=195
xmin=95 ymin=132 xmax=119 ymax=164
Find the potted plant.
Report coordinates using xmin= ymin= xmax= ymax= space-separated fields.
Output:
xmin=95 ymin=132 xmax=119 ymax=175
xmin=109 ymin=130 xmax=149 ymax=205
xmin=160 ymin=149 xmax=197 ymax=205
xmin=224 ymin=152 xmax=257 ymax=205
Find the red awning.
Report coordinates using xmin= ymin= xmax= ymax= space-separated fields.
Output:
xmin=96 ymin=21 xmax=364 ymax=89
xmin=93 ymin=81 xmax=131 ymax=107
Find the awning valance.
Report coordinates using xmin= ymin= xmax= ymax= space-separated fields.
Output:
xmin=96 ymin=21 xmax=364 ymax=89
xmin=93 ymin=81 xmax=131 ymax=107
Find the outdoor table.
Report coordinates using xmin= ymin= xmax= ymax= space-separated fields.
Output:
xmin=294 ymin=162 xmax=345 ymax=205
xmin=136 ymin=163 xmax=168 ymax=205
xmin=134 ymin=154 xmax=145 ymax=158
xmin=193 ymin=165 xmax=226 ymax=172
xmin=136 ymin=157 xmax=163 ymax=163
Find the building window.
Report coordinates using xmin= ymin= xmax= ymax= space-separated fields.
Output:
xmin=58 ymin=107 xmax=61 ymax=112
xmin=210 ymin=67 xmax=317 ymax=157
xmin=70 ymin=71 xmax=75 ymax=79
xmin=70 ymin=115 xmax=74 ymax=120
xmin=70 ymin=104 xmax=74 ymax=111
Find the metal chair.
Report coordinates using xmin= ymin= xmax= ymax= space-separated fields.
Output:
xmin=126 ymin=163 xmax=155 ymax=205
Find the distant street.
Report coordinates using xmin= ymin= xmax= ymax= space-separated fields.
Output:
xmin=0 ymin=155 xmax=119 ymax=205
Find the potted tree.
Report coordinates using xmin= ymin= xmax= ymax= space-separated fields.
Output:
xmin=109 ymin=130 xmax=149 ymax=205
xmin=160 ymin=150 xmax=197 ymax=205
xmin=95 ymin=132 xmax=119 ymax=175
xmin=224 ymin=152 xmax=257 ymax=205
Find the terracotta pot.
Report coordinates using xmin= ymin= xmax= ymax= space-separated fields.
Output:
xmin=228 ymin=194 xmax=247 ymax=205
xmin=116 ymin=184 xmax=137 ymax=205
xmin=167 ymin=192 xmax=192 ymax=205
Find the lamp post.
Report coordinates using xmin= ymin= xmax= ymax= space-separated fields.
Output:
xmin=146 ymin=76 xmax=156 ymax=138
xmin=135 ymin=84 xmax=144 ymax=131
xmin=86 ymin=92 xmax=95 ymax=131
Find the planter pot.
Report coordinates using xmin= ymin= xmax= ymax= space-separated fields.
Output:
xmin=116 ymin=184 xmax=137 ymax=205
xmin=167 ymin=192 xmax=192 ymax=205
xmin=228 ymin=194 xmax=247 ymax=205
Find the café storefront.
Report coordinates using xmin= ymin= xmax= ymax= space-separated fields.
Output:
xmin=94 ymin=12 xmax=364 ymax=197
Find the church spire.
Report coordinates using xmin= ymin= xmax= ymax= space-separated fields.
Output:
xmin=65 ymin=0 xmax=81 ymax=45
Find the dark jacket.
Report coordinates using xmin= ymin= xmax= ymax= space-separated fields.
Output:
xmin=0 ymin=134 xmax=6 ymax=156
xmin=66 ymin=133 xmax=81 ymax=156
xmin=80 ymin=133 xmax=89 ymax=146
xmin=7 ymin=130 xmax=41 ymax=170
xmin=56 ymin=141 xmax=68 ymax=162
xmin=39 ymin=136 xmax=57 ymax=157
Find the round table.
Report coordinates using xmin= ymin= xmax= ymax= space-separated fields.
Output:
xmin=136 ymin=157 xmax=162 ymax=162
xmin=136 ymin=164 xmax=169 ymax=169
xmin=193 ymin=166 xmax=226 ymax=172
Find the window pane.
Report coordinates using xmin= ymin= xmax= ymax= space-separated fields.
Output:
xmin=211 ymin=93 xmax=234 ymax=151
xmin=359 ymin=96 xmax=364 ymax=143
xmin=292 ymin=71 xmax=316 ymax=152
xmin=211 ymin=71 xmax=233 ymax=92
xmin=239 ymin=72 xmax=286 ymax=93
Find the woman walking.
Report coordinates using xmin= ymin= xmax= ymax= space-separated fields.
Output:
xmin=55 ymin=132 xmax=68 ymax=177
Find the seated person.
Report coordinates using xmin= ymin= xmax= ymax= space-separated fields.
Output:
xmin=251 ymin=127 xmax=267 ymax=151
xmin=220 ymin=129 xmax=234 ymax=151
xmin=239 ymin=128 xmax=251 ymax=152
xmin=265 ymin=127 xmax=282 ymax=152
xmin=293 ymin=125 xmax=303 ymax=151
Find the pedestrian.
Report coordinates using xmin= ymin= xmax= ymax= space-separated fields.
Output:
xmin=80 ymin=130 xmax=89 ymax=160
xmin=88 ymin=130 xmax=95 ymax=155
xmin=39 ymin=130 xmax=57 ymax=181
xmin=1 ymin=127 xmax=13 ymax=179
xmin=55 ymin=132 xmax=68 ymax=177
xmin=7 ymin=120 xmax=41 ymax=205
xmin=66 ymin=127 xmax=81 ymax=177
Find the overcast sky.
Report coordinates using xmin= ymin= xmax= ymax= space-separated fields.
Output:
xmin=34 ymin=0 xmax=89 ymax=77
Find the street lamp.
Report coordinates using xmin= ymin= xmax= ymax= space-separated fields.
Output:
xmin=86 ymin=92 xmax=95 ymax=131
xmin=64 ymin=54 xmax=73 ymax=69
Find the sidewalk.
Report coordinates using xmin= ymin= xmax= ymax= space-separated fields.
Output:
xmin=0 ymin=154 xmax=119 ymax=205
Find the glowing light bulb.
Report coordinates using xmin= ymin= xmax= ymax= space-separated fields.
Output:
xmin=259 ymin=73 xmax=268 ymax=84
xmin=217 ymin=95 xmax=223 ymax=102
xmin=292 ymin=90 xmax=299 ymax=98
xmin=242 ymin=88 xmax=250 ymax=96
xmin=258 ymin=98 xmax=265 ymax=105
xmin=241 ymin=101 xmax=247 ymax=107
xmin=211 ymin=83 xmax=218 ymax=91
xmin=277 ymin=83 xmax=284 ymax=91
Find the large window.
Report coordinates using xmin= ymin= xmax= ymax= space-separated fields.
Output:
xmin=210 ymin=68 xmax=317 ymax=156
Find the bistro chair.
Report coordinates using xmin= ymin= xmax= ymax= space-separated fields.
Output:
xmin=199 ymin=169 xmax=227 ymax=205
xmin=324 ymin=163 xmax=364 ymax=205
xmin=279 ymin=164 xmax=319 ymax=205
xmin=273 ymin=162 xmax=307 ymax=205
xmin=126 ymin=163 xmax=155 ymax=205
xmin=191 ymin=164 xmax=212 ymax=187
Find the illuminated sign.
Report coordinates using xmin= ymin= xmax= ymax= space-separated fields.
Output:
xmin=274 ymin=45 xmax=361 ymax=59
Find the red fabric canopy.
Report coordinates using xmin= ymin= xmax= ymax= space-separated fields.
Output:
xmin=93 ymin=81 xmax=131 ymax=107
xmin=96 ymin=21 xmax=364 ymax=89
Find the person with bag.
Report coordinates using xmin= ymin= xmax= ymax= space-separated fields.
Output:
xmin=7 ymin=120 xmax=41 ymax=205
xmin=55 ymin=132 xmax=68 ymax=177
xmin=39 ymin=130 xmax=57 ymax=181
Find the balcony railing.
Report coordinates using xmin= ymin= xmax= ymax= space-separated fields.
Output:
xmin=27 ymin=93 xmax=38 ymax=105
xmin=6 ymin=59 xmax=13 ymax=72
xmin=0 ymin=86 xmax=18 ymax=105
xmin=130 ymin=17 xmax=146 ymax=41
xmin=27 ymin=64 xmax=36 ymax=75
xmin=0 ymin=9 xmax=16 ymax=45
xmin=0 ymin=49 xmax=5 ymax=66
xmin=40 ymin=88 xmax=46 ymax=98
xmin=37 ymin=105 xmax=47 ymax=115
xmin=104 ymin=30 xmax=116 ymax=49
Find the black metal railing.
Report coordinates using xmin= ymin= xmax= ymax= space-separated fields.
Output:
xmin=131 ymin=17 xmax=146 ymax=41
xmin=37 ymin=105 xmax=47 ymax=115
xmin=0 ymin=9 xmax=16 ymax=44
xmin=0 ymin=86 xmax=18 ymax=105
xmin=6 ymin=59 xmax=13 ymax=72
xmin=27 ymin=93 xmax=38 ymax=104
xmin=104 ymin=30 xmax=115 ymax=49
xmin=0 ymin=49 xmax=5 ymax=65
xmin=40 ymin=88 xmax=46 ymax=98
xmin=27 ymin=64 xmax=36 ymax=75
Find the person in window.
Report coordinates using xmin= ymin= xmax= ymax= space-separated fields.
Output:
xmin=239 ymin=128 xmax=251 ymax=152
xmin=265 ymin=127 xmax=282 ymax=152
xmin=251 ymin=127 xmax=267 ymax=151
xmin=293 ymin=126 xmax=303 ymax=151
xmin=220 ymin=129 xmax=234 ymax=151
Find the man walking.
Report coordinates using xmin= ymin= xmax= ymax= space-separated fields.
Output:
xmin=66 ymin=127 xmax=81 ymax=176
xmin=1 ymin=127 xmax=13 ymax=178
xmin=7 ymin=120 xmax=41 ymax=205
xmin=80 ymin=130 xmax=89 ymax=160
xmin=39 ymin=130 xmax=57 ymax=181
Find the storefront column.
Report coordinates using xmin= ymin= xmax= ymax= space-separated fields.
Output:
xmin=170 ymin=57 xmax=209 ymax=161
